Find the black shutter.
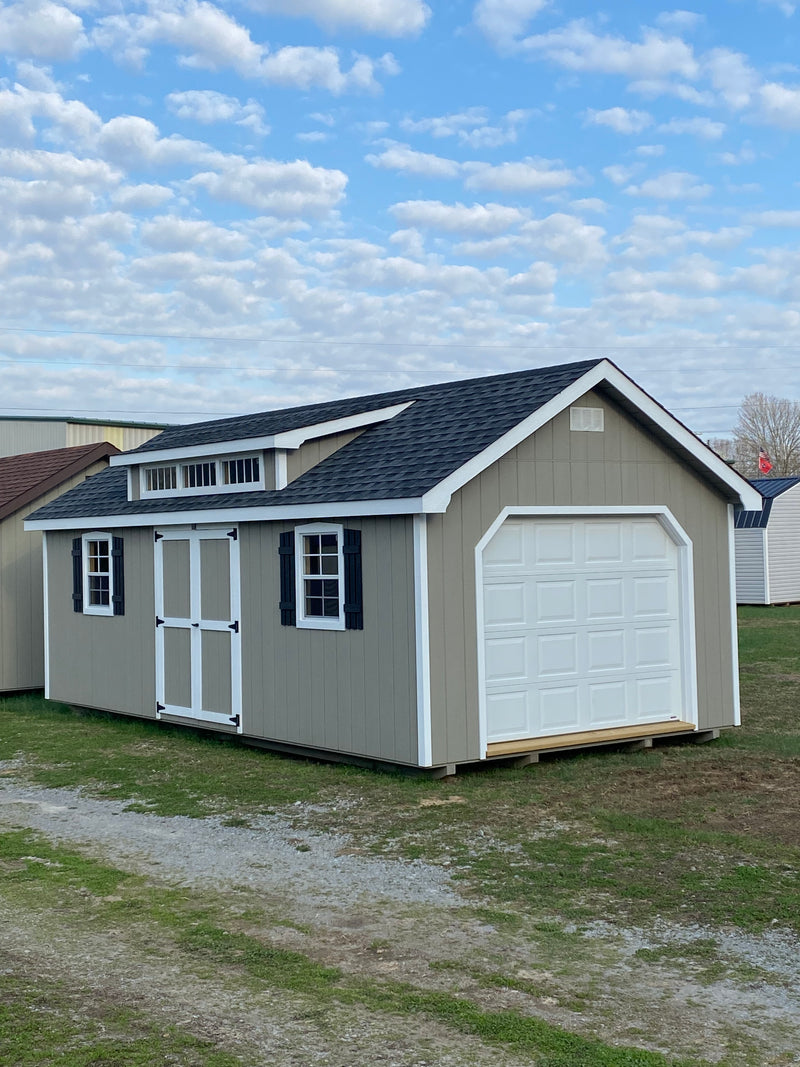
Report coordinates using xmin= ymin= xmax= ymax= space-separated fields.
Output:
xmin=111 ymin=537 xmax=125 ymax=616
xmin=71 ymin=537 xmax=83 ymax=613
xmin=343 ymin=528 xmax=363 ymax=630
xmin=278 ymin=530 xmax=296 ymax=626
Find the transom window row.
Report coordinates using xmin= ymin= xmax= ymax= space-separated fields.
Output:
xmin=143 ymin=455 xmax=261 ymax=494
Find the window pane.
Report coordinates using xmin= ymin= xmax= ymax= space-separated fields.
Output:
xmin=305 ymin=555 xmax=320 ymax=575
xmin=321 ymin=556 xmax=338 ymax=575
xmin=305 ymin=579 xmax=323 ymax=597
xmin=322 ymin=599 xmax=339 ymax=617
xmin=304 ymin=535 xmax=320 ymax=554
xmin=320 ymin=535 xmax=337 ymax=552
xmin=322 ymin=580 xmax=338 ymax=598
xmin=305 ymin=597 xmax=323 ymax=616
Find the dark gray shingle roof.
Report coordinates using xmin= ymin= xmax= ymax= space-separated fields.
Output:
xmin=29 ymin=360 xmax=601 ymax=522
xmin=735 ymin=476 xmax=800 ymax=529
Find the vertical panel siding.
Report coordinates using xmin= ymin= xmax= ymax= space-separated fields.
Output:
xmin=734 ymin=528 xmax=768 ymax=604
xmin=427 ymin=388 xmax=737 ymax=765
xmin=766 ymin=487 xmax=800 ymax=602
xmin=240 ymin=516 xmax=418 ymax=764
xmin=286 ymin=430 xmax=365 ymax=485
xmin=0 ymin=462 xmax=109 ymax=692
xmin=46 ymin=527 xmax=156 ymax=716
xmin=0 ymin=421 xmax=65 ymax=457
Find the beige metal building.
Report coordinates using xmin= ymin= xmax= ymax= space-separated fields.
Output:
xmin=27 ymin=360 xmax=761 ymax=772
xmin=0 ymin=443 xmax=119 ymax=692
xmin=0 ymin=416 xmax=168 ymax=459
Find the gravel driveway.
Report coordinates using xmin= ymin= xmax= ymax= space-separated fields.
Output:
xmin=2 ymin=772 xmax=800 ymax=1065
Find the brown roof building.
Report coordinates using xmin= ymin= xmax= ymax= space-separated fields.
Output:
xmin=0 ymin=443 xmax=119 ymax=692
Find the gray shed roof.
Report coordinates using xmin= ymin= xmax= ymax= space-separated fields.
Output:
xmin=29 ymin=359 xmax=601 ymax=521
xmin=735 ymin=476 xmax=800 ymax=529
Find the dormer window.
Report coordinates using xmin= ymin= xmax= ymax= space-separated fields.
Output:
xmin=222 ymin=456 xmax=259 ymax=485
xmin=140 ymin=454 xmax=264 ymax=498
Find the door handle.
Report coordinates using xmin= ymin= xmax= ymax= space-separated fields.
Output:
xmin=192 ymin=622 xmax=199 ymax=627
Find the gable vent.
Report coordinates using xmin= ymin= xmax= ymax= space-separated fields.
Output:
xmin=569 ymin=406 xmax=604 ymax=432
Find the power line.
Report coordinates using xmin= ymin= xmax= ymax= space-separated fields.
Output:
xmin=2 ymin=322 xmax=800 ymax=356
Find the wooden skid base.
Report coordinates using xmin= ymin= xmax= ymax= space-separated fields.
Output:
xmin=486 ymin=720 xmax=697 ymax=758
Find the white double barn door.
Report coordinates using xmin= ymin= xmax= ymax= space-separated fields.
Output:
xmin=482 ymin=515 xmax=688 ymax=743
xmin=155 ymin=527 xmax=242 ymax=728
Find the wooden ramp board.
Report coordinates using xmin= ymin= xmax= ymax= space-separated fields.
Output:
xmin=486 ymin=720 xmax=696 ymax=758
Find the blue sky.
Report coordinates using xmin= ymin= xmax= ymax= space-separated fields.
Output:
xmin=2 ymin=0 xmax=800 ymax=437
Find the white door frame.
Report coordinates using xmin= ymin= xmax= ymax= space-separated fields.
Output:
xmin=474 ymin=505 xmax=699 ymax=757
xmin=154 ymin=524 xmax=242 ymax=731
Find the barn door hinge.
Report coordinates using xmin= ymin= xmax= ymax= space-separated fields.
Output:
xmin=229 ymin=714 xmax=240 ymax=727
xmin=228 ymin=620 xmax=239 ymax=633
xmin=156 ymin=702 xmax=165 ymax=713
xmin=156 ymin=616 xmax=164 ymax=627
xmin=227 ymin=528 xmax=238 ymax=540
xmin=154 ymin=531 xmax=163 ymax=541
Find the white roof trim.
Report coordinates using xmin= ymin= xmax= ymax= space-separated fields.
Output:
xmin=109 ymin=401 xmax=414 ymax=467
xmin=25 ymin=496 xmax=428 ymax=531
xmin=420 ymin=360 xmax=763 ymax=513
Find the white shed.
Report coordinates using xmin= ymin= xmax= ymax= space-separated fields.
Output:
xmin=735 ymin=477 xmax=800 ymax=604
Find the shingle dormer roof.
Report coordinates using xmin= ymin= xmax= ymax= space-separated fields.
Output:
xmin=27 ymin=360 xmax=601 ymax=521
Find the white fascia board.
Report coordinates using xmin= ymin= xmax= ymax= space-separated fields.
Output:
xmin=108 ymin=402 xmax=413 ymax=468
xmin=420 ymin=360 xmax=763 ymax=513
xmin=272 ymin=401 xmax=413 ymax=449
xmin=24 ymin=496 xmax=427 ymax=531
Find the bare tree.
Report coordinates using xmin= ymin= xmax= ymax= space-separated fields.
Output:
xmin=732 ymin=393 xmax=800 ymax=477
xmin=706 ymin=437 xmax=736 ymax=464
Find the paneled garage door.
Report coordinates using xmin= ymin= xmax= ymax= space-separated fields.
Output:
xmin=481 ymin=516 xmax=687 ymax=744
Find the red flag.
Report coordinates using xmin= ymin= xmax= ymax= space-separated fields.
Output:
xmin=759 ymin=447 xmax=773 ymax=474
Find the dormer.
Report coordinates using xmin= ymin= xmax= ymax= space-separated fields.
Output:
xmin=110 ymin=401 xmax=413 ymax=503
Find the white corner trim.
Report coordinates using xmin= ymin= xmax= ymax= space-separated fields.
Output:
xmin=42 ymin=533 xmax=50 ymax=700
xmin=421 ymin=360 xmax=762 ymax=513
xmin=763 ymin=523 xmax=771 ymax=605
xmin=109 ymin=402 xmax=413 ymax=467
xmin=414 ymin=514 xmax=433 ymax=767
xmin=274 ymin=449 xmax=288 ymax=490
xmin=727 ymin=504 xmax=742 ymax=727
xmin=474 ymin=506 xmax=700 ymax=760
xmin=25 ymin=497 xmax=428 ymax=532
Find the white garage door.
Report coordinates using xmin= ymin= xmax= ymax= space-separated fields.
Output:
xmin=481 ymin=516 xmax=687 ymax=743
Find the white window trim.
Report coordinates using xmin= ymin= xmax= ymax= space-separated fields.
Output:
xmin=294 ymin=522 xmax=345 ymax=631
xmin=82 ymin=531 xmax=114 ymax=617
xmin=139 ymin=453 xmax=265 ymax=499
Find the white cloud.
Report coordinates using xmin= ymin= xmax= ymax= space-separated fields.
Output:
xmin=0 ymin=0 xmax=87 ymax=60
xmin=296 ymin=130 xmax=330 ymax=142
xmin=390 ymin=200 xmax=526 ymax=234
xmin=366 ymin=143 xmax=461 ymax=179
xmin=713 ymin=146 xmax=756 ymax=165
xmin=603 ymin=163 xmax=640 ymax=185
xmin=703 ymin=48 xmax=760 ymax=110
xmin=585 ymin=107 xmax=652 ymax=134
xmin=455 ymin=212 xmax=606 ymax=268
xmin=0 ymin=147 xmax=120 ymax=186
xmin=635 ymin=144 xmax=666 ymax=157
xmin=758 ymin=81 xmax=800 ymax=128
xmin=92 ymin=1 xmax=268 ymax=76
xmin=746 ymin=210 xmax=800 ymax=227
xmin=242 ymin=0 xmax=430 ymax=35
xmin=141 ymin=216 xmax=251 ymax=257
xmin=517 ymin=20 xmax=699 ymax=79
xmin=570 ymin=197 xmax=607 ymax=213
xmin=96 ymin=115 xmax=226 ymax=170
xmin=112 ymin=184 xmax=175 ymax=210
xmin=401 ymin=107 xmax=531 ymax=147
xmin=463 ymin=158 xmax=575 ymax=193
xmin=187 ymin=158 xmax=348 ymax=216
xmin=166 ymin=90 xmax=269 ymax=135
xmin=473 ymin=0 xmax=549 ymax=48
xmin=261 ymin=47 xmax=398 ymax=94
xmin=655 ymin=10 xmax=704 ymax=31
xmin=658 ymin=116 xmax=725 ymax=139
xmin=624 ymin=171 xmax=713 ymax=200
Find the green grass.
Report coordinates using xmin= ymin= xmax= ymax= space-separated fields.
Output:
xmin=0 ymin=828 xmax=704 ymax=1067
xmin=1 ymin=608 xmax=799 ymax=938
xmin=0 ymin=971 xmax=244 ymax=1067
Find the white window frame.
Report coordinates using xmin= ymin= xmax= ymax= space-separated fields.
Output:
xmin=139 ymin=453 xmax=265 ymax=499
xmin=82 ymin=531 xmax=115 ymax=617
xmin=294 ymin=522 xmax=345 ymax=631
